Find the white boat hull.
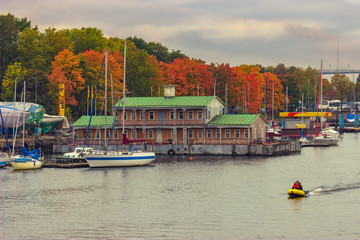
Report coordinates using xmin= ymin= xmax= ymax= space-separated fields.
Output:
xmin=11 ymin=159 xmax=43 ymax=170
xmin=85 ymin=151 xmax=156 ymax=167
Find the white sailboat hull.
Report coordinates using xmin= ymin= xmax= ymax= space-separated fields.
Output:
xmin=85 ymin=151 xmax=156 ymax=167
xmin=11 ymin=158 xmax=43 ymax=170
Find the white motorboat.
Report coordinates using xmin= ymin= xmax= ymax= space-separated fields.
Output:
xmin=313 ymin=128 xmax=340 ymax=146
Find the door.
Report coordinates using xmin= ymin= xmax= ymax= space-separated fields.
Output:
xmin=156 ymin=129 xmax=163 ymax=143
xmin=158 ymin=111 xmax=166 ymax=125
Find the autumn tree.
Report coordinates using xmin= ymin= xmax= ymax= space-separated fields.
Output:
xmin=48 ymin=49 xmax=85 ymax=119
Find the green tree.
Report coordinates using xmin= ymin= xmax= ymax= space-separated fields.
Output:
xmin=17 ymin=27 xmax=46 ymax=71
xmin=331 ymin=73 xmax=353 ymax=103
xmin=63 ymin=27 xmax=106 ymax=54
xmin=0 ymin=13 xmax=32 ymax=80
xmin=40 ymin=28 xmax=72 ymax=73
xmin=1 ymin=62 xmax=28 ymax=101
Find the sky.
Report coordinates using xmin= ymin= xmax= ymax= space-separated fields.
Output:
xmin=2 ymin=0 xmax=360 ymax=71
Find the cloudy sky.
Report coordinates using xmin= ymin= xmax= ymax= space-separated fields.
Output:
xmin=3 ymin=0 xmax=360 ymax=70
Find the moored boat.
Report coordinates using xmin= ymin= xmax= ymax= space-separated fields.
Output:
xmin=11 ymin=157 xmax=43 ymax=170
xmin=313 ymin=128 xmax=340 ymax=146
xmin=0 ymin=153 xmax=9 ymax=167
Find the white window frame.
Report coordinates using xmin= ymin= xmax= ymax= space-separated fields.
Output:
xmin=188 ymin=129 xmax=194 ymax=139
xmin=216 ymin=129 xmax=220 ymax=139
xmin=131 ymin=129 xmax=136 ymax=139
xmin=197 ymin=111 xmax=203 ymax=120
xmin=244 ymin=129 xmax=249 ymax=138
xmin=179 ymin=111 xmax=184 ymax=120
xmin=188 ymin=111 xmax=194 ymax=120
xmin=149 ymin=111 xmax=154 ymax=120
xmin=131 ymin=110 xmax=136 ymax=120
xmin=140 ymin=111 xmax=144 ymax=120
xmin=96 ymin=129 xmax=100 ymax=139
xmin=114 ymin=130 xmax=119 ymax=139
xmin=207 ymin=129 xmax=212 ymax=138
xmin=198 ymin=130 xmax=203 ymax=138
xmin=225 ymin=129 xmax=231 ymax=138
xmin=170 ymin=111 xmax=175 ymax=120
xmin=235 ymin=129 xmax=240 ymax=138
xmin=106 ymin=130 xmax=110 ymax=139
xmin=148 ymin=130 xmax=154 ymax=139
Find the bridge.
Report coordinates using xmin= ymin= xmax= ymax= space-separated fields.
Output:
xmin=319 ymin=69 xmax=360 ymax=74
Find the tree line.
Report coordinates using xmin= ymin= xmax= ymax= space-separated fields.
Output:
xmin=1 ymin=13 xmax=359 ymax=121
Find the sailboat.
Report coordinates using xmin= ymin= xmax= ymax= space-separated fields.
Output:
xmin=0 ymin=107 xmax=11 ymax=167
xmin=84 ymin=41 xmax=156 ymax=167
xmin=11 ymin=81 xmax=44 ymax=170
xmin=312 ymin=60 xmax=340 ymax=146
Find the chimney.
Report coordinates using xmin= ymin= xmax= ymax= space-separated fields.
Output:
xmin=164 ymin=85 xmax=176 ymax=98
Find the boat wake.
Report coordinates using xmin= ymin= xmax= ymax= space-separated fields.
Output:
xmin=308 ymin=182 xmax=360 ymax=195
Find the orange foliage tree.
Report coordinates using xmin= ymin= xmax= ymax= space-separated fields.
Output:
xmin=160 ymin=58 xmax=214 ymax=96
xmin=48 ymin=49 xmax=85 ymax=115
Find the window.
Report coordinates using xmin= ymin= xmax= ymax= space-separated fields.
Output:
xmin=106 ymin=130 xmax=110 ymax=139
xmin=188 ymin=111 xmax=194 ymax=120
xmin=197 ymin=111 xmax=203 ymax=120
xmin=140 ymin=111 xmax=144 ymax=120
xmin=124 ymin=130 xmax=128 ymax=137
xmin=124 ymin=111 xmax=127 ymax=120
xmin=235 ymin=130 xmax=240 ymax=138
xmin=216 ymin=129 xmax=220 ymax=138
xmin=188 ymin=130 xmax=194 ymax=139
xmin=179 ymin=111 xmax=184 ymax=120
xmin=207 ymin=129 xmax=212 ymax=138
xmin=148 ymin=130 xmax=154 ymax=139
xmin=149 ymin=111 xmax=154 ymax=120
xmin=170 ymin=129 xmax=174 ymax=139
xmin=114 ymin=130 xmax=119 ymax=139
xmin=244 ymin=129 xmax=249 ymax=138
xmin=225 ymin=129 xmax=231 ymax=138
xmin=131 ymin=129 xmax=136 ymax=139
xmin=96 ymin=129 xmax=100 ymax=139
xmin=198 ymin=130 xmax=203 ymax=138
xmin=131 ymin=111 xmax=136 ymax=120
xmin=170 ymin=111 xmax=175 ymax=120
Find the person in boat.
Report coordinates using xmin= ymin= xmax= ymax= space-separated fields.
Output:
xmin=292 ymin=181 xmax=303 ymax=190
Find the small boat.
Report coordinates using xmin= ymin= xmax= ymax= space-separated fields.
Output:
xmin=11 ymin=147 xmax=43 ymax=170
xmin=58 ymin=147 xmax=94 ymax=163
xmin=0 ymin=152 xmax=9 ymax=167
xmin=287 ymin=188 xmax=308 ymax=198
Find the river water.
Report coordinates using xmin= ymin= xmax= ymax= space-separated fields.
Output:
xmin=1 ymin=133 xmax=360 ymax=239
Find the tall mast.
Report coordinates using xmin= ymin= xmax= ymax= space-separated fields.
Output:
xmin=320 ymin=60 xmax=323 ymax=130
xmin=122 ymin=40 xmax=126 ymax=134
xmin=104 ymin=50 xmax=108 ymax=149
xmin=23 ymin=81 xmax=26 ymax=147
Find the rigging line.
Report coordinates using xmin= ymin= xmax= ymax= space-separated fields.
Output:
xmin=107 ymin=94 xmax=123 ymax=147
xmin=83 ymin=53 xmax=106 ymax=150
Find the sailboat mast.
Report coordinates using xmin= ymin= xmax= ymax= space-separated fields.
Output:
xmin=104 ymin=50 xmax=108 ymax=149
xmin=320 ymin=60 xmax=323 ymax=130
xmin=23 ymin=81 xmax=26 ymax=147
xmin=122 ymin=40 xmax=126 ymax=134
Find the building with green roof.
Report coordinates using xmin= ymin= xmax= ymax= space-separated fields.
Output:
xmin=71 ymin=86 xmax=271 ymax=155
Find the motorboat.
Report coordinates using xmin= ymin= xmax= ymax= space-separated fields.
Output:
xmin=313 ymin=128 xmax=340 ymax=146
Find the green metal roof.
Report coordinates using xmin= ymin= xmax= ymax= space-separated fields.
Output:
xmin=114 ymin=96 xmax=218 ymax=108
xmin=72 ymin=116 xmax=115 ymax=127
xmin=207 ymin=114 xmax=261 ymax=126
